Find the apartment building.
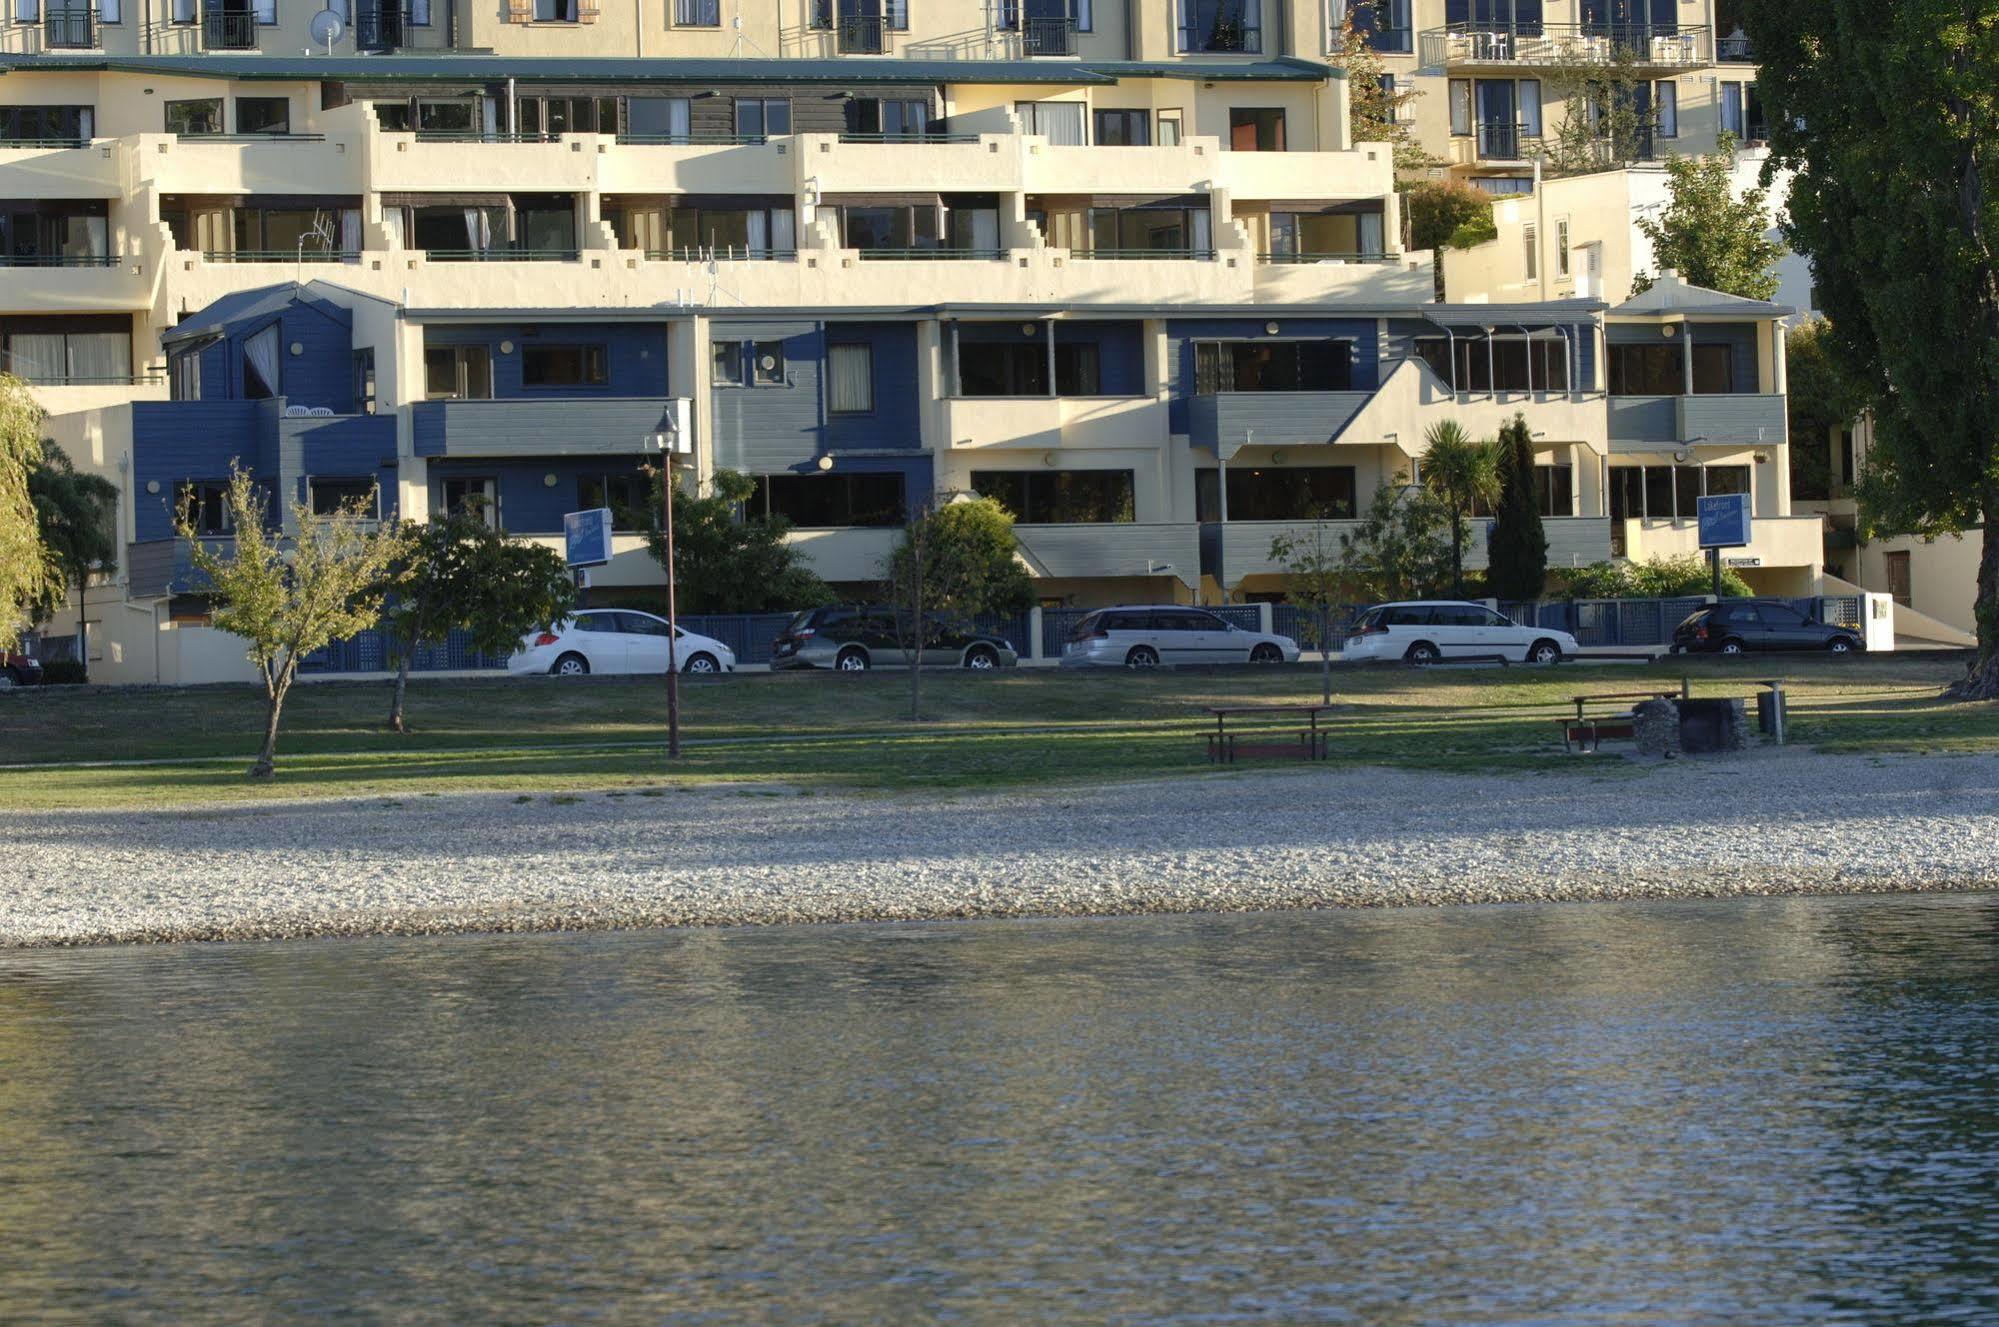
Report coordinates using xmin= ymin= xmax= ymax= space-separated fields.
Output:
xmin=0 ymin=25 xmax=1801 ymax=681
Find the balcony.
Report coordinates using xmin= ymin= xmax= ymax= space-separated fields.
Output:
xmin=355 ymin=8 xmax=405 ymax=49
xmin=940 ymin=395 xmax=1165 ymax=451
xmin=1020 ymin=16 xmax=1078 ymax=54
xmin=201 ymin=10 xmax=258 ymax=48
xmin=412 ymin=398 xmax=682 ymax=458
xmin=1608 ymin=394 xmax=1786 ymax=446
xmin=1476 ymin=121 xmax=1531 ymax=162
xmin=853 ymin=247 xmax=1004 ymax=261
xmin=1209 ymin=516 xmax=1610 ymax=580
xmin=1012 ymin=522 xmax=1200 ymax=586
xmin=785 ymin=527 xmax=898 ymax=582
xmin=835 ymin=15 xmax=885 ymax=52
xmin=420 ymin=247 xmax=580 ymax=263
xmin=42 ymin=7 xmax=95 ymax=48
xmin=1187 ymin=390 xmax=1374 ymax=455
xmin=1419 ymin=22 xmax=1711 ymax=68
xmin=127 ymin=537 xmax=231 ymax=597
xmin=1621 ymin=514 xmax=1823 ymax=570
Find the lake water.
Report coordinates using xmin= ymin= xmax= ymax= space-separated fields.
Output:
xmin=4 ymin=894 xmax=1999 ymax=1325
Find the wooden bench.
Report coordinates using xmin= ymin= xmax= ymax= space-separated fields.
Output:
xmin=1556 ymin=684 xmax=1689 ymax=754
xmin=1203 ymin=705 xmax=1334 ymax=764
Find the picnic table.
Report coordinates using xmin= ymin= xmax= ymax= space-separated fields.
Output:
xmin=1203 ymin=705 xmax=1333 ymax=764
xmin=1557 ymin=684 xmax=1690 ymax=754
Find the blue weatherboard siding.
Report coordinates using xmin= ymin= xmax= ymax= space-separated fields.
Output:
xmin=953 ymin=321 xmax=1145 ymax=396
xmin=186 ymin=293 xmax=358 ymax=410
xmin=427 ymin=456 xmax=653 ymax=535
xmin=422 ymin=323 xmax=671 ymax=398
xmin=287 ymin=414 xmax=400 ymax=517
xmin=709 ymin=319 xmax=921 ymax=473
xmin=1165 ymin=317 xmax=1382 ymax=434
xmin=131 ymin=400 xmax=269 ymax=540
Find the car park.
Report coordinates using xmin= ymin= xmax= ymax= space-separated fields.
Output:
xmin=770 ymin=605 xmax=1019 ymax=672
xmin=1341 ymin=601 xmax=1578 ymax=665
xmin=0 ymin=651 xmax=44 ymax=689
xmin=509 ymin=610 xmax=737 ymax=677
xmin=1060 ymin=606 xmax=1300 ymax=669
xmin=1671 ymin=600 xmax=1862 ymax=656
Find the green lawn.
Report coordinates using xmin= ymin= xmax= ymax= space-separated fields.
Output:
xmin=0 ymin=655 xmax=1991 ymax=810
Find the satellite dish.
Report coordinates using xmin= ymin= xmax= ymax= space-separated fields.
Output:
xmin=309 ymin=7 xmax=344 ymax=53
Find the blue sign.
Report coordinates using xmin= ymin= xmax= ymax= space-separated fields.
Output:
xmin=1697 ymin=492 xmax=1752 ymax=549
xmin=563 ymin=507 xmax=614 ymax=568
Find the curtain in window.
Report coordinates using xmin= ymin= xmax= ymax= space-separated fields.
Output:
xmin=381 ymin=207 xmax=406 ymax=248
xmin=1074 ymin=0 xmax=1090 ymax=27
xmin=61 ymin=215 xmax=107 ymax=258
xmin=170 ymin=0 xmax=193 ymax=18
xmin=883 ymin=0 xmax=905 ymax=25
xmin=410 ymin=0 xmax=430 ymax=21
xmin=828 ymin=344 xmax=873 ymax=412
xmin=13 ymin=0 xmax=37 ymax=20
xmin=340 ymin=208 xmax=361 ymax=255
xmin=76 ymin=107 xmax=94 ymax=138
xmin=1719 ymin=83 xmax=1743 ymax=136
xmin=1518 ymin=80 xmax=1542 ymax=136
xmin=463 ymin=208 xmax=491 ymax=252
xmin=243 ymin=325 xmax=280 ymax=398
xmin=252 ymin=0 xmax=274 ymax=19
xmin=98 ymin=0 xmax=120 ymax=22
xmin=67 ymin=332 xmax=130 ymax=382
xmin=1357 ymin=212 xmax=1384 ymax=257
xmin=1190 ymin=209 xmax=1212 ymax=254
xmin=966 ymin=209 xmax=998 ymax=252
xmin=770 ymin=208 xmax=796 ymax=253
xmin=7 ymin=334 xmax=66 ymax=382
xmin=193 ymin=205 xmax=232 ymax=255
xmin=745 ymin=209 xmax=769 ymax=255
xmin=1448 ymin=80 xmax=1471 ymax=135
xmin=1024 ymin=102 xmax=1085 ymax=145
xmin=1655 ymin=80 xmax=1677 ymax=136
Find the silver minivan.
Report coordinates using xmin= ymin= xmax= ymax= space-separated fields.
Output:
xmin=1061 ymin=606 xmax=1301 ymax=669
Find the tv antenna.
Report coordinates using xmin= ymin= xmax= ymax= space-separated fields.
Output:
xmin=299 ymin=211 xmax=337 ymax=280
xmin=726 ymin=0 xmax=771 ymax=58
xmin=308 ymin=7 xmax=344 ymax=55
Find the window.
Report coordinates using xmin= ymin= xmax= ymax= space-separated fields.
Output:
xmin=1016 ymin=100 xmax=1086 ymax=145
xmin=515 ymin=96 xmax=621 ymax=136
xmin=2 ymin=319 xmax=132 ymax=384
xmin=712 ymin=340 xmax=744 ymax=386
xmin=1194 ymin=466 xmax=1356 ymax=521
xmin=970 ymin=470 xmax=1136 ymax=523
xmin=1608 ymin=465 xmax=1751 ymax=520
xmin=1157 ymin=111 xmax=1182 ymax=145
xmin=847 ymin=98 xmax=929 ymax=137
xmin=182 ymin=482 xmax=234 ymax=536
xmin=1720 ymin=81 xmax=1744 ymax=137
xmin=1692 ymin=343 xmax=1734 ymax=393
xmin=1522 ymin=220 xmax=1538 ymax=281
xmin=532 ymin=0 xmax=577 ymax=19
xmin=415 ymin=99 xmax=475 ymax=134
xmin=1055 ymin=342 xmax=1099 ymax=395
xmin=1704 ymin=464 xmax=1751 ymax=496
xmin=1228 ymin=107 xmax=1285 ymax=152
xmin=309 ymin=477 xmax=379 ymax=519
xmin=626 ymin=97 xmax=691 ymax=140
xmin=673 ymin=0 xmax=719 ymax=22
xmin=579 ymin=471 xmax=649 ymax=530
xmin=1093 ymin=109 xmax=1148 ymax=146
xmin=827 ymin=342 xmax=873 ymax=413
xmin=522 ymin=344 xmax=609 ymax=388
xmin=440 ymin=476 xmax=497 ymax=526
xmin=241 ymin=324 xmax=280 ymax=400
xmin=1193 ymin=339 xmax=1352 ymax=393
xmin=749 ymin=473 xmax=905 ymax=527
xmin=734 ymin=98 xmax=791 ymax=139
xmin=1472 ymin=464 xmax=1573 ymax=518
xmin=1608 ymin=342 xmax=1735 ymax=394
xmin=164 ymin=99 xmax=223 ymax=137
xmin=1518 ymin=79 xmax=1542 ymax=138
xmin=958 ymin=339 xmax=1047 ymax=395
xmin=1655 ymin=80 xmax=1677 ymax=137
xmin=99 ymin=0 xmax=123 ymax=21
xmin=0 ymin=105 xmax=94 ymax=142
xmin=752 ymin=340 xmax=785 ymax=385
xmin=1415 ymin=336 xmax=1570 ymax=392
xmin=170 ymin=347 xmax=201 ymax=400
xmin=424 ymin=345 xmax=493 ymax=399
xmin=1449 ymin=79 xmax=1472 ymax=136
xmin=1085 ymin=206 xmax=1210 ymax=256
xmin=1556 ymin=217 xmax=1571 ymax=277
xmin=1178 ymin=0 xmax=1260 ymax=52
xmin=234 ymin=97 xmax=289 ymax=134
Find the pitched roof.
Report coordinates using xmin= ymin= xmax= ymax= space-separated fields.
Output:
xmin=1612 ymin=271 xmax=1793 ymax=318
xmin=0 ymin=53 xmax=1336 ymax=86
xmin=162 ymin=283 xmax=352 ymax=345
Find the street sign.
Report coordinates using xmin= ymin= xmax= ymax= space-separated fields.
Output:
xmin=563 ymin=507 xmax=613 ymax=568
xmin=1697 ymin=492 xmax=1751 ymax=549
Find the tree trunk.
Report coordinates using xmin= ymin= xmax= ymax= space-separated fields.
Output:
xmin=1318 ymin=605 xmax=1333 ymax=705
xmin=388 ymin=628 xmax=415 ymax=732
xmin=908 ymin=531 xmax=924 ymax=723
xmin=1450 ymin=511 xmax=1465 ymax=598
xmin=74 ymin=574 xmax=89 ymax=684
xmin=251 ymin=686 xmax=285 ymax=779
xmin=1947 ymin=506 xmax=1999 ymax=701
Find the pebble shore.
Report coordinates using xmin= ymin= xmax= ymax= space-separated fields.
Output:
xmin=3 ymin=749 xmax=1996 ymax=947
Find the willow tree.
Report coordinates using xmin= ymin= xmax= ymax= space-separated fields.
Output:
xmin=0 ymin=375 xmax=55 ymax=650
xmin=1746 ymin=0 xmax=1999 ymax=698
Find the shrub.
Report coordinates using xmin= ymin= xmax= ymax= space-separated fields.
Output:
xmin=39 ymin=658 xmax=88 ymax=685
xmin=1558 ymin=555 xmax=1752 ymax=599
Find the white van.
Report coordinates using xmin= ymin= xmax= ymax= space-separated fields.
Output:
xmin=1342 ymin=601 xmax=1578 ymax=665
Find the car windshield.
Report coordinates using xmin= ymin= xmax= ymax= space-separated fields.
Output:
xmin=1351 ymin=608 xmax=1382 ymax=631
xmin=1068 ymin=613 xmax=1102 ymax=642
xmin=783 ymin=610 xmax=817 ymax=634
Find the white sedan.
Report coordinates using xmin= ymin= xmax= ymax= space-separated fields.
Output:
xmin=1342 ymin=601 xmax=1580 ymax=665
xmin=508 ymin=609 xmax=737 ymax=677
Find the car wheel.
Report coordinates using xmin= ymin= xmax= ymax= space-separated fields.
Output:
xmin=1827 ymin=636 xmax=1856 ymax=656
xmin=836 ymin=647 xmax=871 ymax=672
xmin=1718 ymin=638 xmax=1746 ymax=657
xmin=683 ymin=652 xmax=720 ymax=674
xmin=963 ymin=645 xmax=999 ymax=670
xmin=1249 ymin=643 xmax=1283 ymax=664
xmin=0 ymin=669 xmax=17 ymax=691
xmin=1125 ymin=645 xmax=1160 ymax=670
xmin=551 ymin=652 xmax=590 ymax=677
xmin=1404 ymin=641 xmax=1440 ymax=665
xmin=1528 ymin=638 xmax=1563 ymax=665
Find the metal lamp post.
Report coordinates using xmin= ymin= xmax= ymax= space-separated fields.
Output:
xmin=651 ymin=425 xmax=693 ymax=757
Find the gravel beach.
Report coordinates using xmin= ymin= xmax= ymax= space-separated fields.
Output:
xmin=3 ymin=748 xmax=1997 ymax=946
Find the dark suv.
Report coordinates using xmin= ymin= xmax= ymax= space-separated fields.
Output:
xmin=769 ymin=605 xmax=1020 ymax=672
xmin=1672 ymin=599 xmax=1862 ymax=656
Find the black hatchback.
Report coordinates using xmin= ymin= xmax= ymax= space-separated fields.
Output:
xmin=1672 ymin=599 xmax=1862 ymax=656
xmin=769 ymin=605 xmax=1020 ymax=672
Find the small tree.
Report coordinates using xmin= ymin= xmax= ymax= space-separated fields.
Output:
xmin=0 ymin=375 xmax=56 ymax=651
xmin=1333 ymin=3 xmax=1436 ymax=175
xmin=182 ymin=467 xmax=408 ymax=778
xmin=1541 ymin=49 xmax=1661 ymax=178
xmin=27 ymin=442 xmax=120 ymax=680
xmin=1417 ymin=420 xmax=1500 ymax=597
xmin=1486 ymin=414 xmax=1549 ymax=601
xmin=1269 ymin=517 xmax=1355 ymax=704
xmin=1630 ymin=134 xmax=1784 ymax=300
xmin=1404 ymin=179 xmax=1498 ymax=297
xmin=1333 ymin=478 xmax=1454 ymax=603
xmin=380 ymin=512 xmax=575 ymax=732
xmin=643 ymin=466 xmax=834 ymax=614
xmin=884 ymin=494 xmax=1036 ymax=722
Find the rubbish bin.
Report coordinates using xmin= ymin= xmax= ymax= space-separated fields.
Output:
xmin=1757 ymin=685 xmax=1786 ymax=744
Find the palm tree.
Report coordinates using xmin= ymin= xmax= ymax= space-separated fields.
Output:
xmin=1418 ymin=420 xmax=1501 ymax=597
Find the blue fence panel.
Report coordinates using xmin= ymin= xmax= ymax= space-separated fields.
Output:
xmin=970 ymin=611 xmax=1034 ymax=655
xmin=1042 ymin=608 xmax=1093 ymax=659
xmin=1209 ymin=604 xmax=1263 ymax=632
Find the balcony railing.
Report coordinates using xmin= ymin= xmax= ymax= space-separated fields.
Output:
xmin=614 ymin=132 xmax=774 ymax=146
xmin=1177 ymin=19 xmax=1260 ymax=52
xmin=1021 ymin=16 xmax=1078 ymax=54
xmin=836 ymin=132 xmax=979 ymax=144
xmin=852 ymin=247 xmax=1004 ymax=260
xmin=0 ymin=137 xmax=92 ymax=148
xmin=355 ymin=8 xmax=405 ymax=49
xmin=836 ymin=15 xmax=885 ymax=52
xmin=1256 ymin=251 xmax=1395 ymax=264
xmin=1420 ymin=22 xmax=1710 ymax=68
xmin=412 ymin=131 xmax=560 ymax=143
xmin=204 ymin=250 xmax=361 ymax=263
xmin=643 ymin=246 xmax=797 ymax=261
xmin=422 ymin=248 xmax=580 ymax=262
xmin=1476 ymin=121 xmax=1529 ymax=161
xmin=1072 ymin=247 xmax=1216 ymax=260
xmin=1716 ymin=30 xmax=1755 ymax=62
xmin=42 ymin=8 xmax=96 ymax=47
xmin=201 ymin=10 xmax=259 ymax=48
xmin=0 ymin=253 xmax=117 ymax=267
